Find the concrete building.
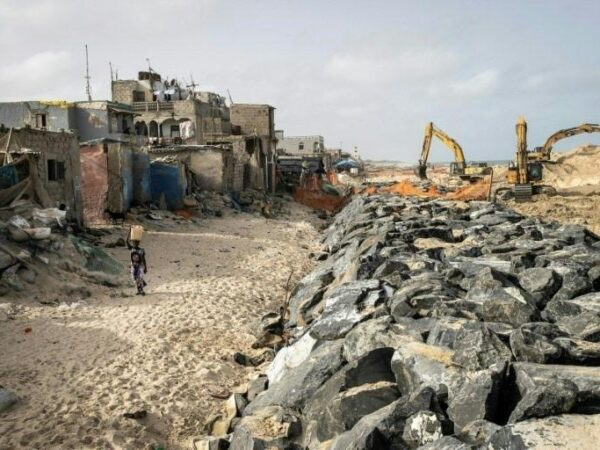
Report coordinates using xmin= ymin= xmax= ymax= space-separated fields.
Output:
xmin=0 ymin=127 xmax=83 ymax=224
xmin=0 ymin=100 xmax=137 ymax=144
xmin=211 ymin=103 xmax=277 ymax=191
xmin=276 ymin=132 xmax=325 ymax=155
xmin=112 ymin=71 xmax=231 ymax=145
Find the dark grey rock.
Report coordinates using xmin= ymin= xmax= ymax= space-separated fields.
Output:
xmin=517 ymin=267 xmax=560 ymax=308
xmin=329 ymin=388 xmax=436 ymax=450
xmin=391 ymin=341 xmax=462 ymax=397
xmin=426 ymin=317 xmax=470 ymax=349
xmin=552 ymin=272 xmax=591 ymax=301
xmin=509 ymin=322 xmax=566 ymax=363
xmin=554 ymin=337 xmax=600 ymax=365
xmin=511 ymin=363 xmax=600 ymax=415
xmin=287 ymin=268 xmax=333 ymax=327
xmin=247 ymin=376 xmax=268 ymax=402
xmin=587 ymin=265 xmax=600 ymax=290
xmin=452 ymin=322 xmax=512 ymax=371
xmin=509 ymin=373 xmax=578 ymax=423
xmin=245 ymin=340 xmax=344 ymax=414
xmin=447 ymin=363 xmax=505 ymax=433
xmin=342 ymin=316 xmax=421 ymax=362
xmin=0 ymin=250 xmax=16 ymax=270
xmin=310 ymin=280 xmax=382 ymax=340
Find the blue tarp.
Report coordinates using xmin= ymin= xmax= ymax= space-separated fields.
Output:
xmin=0 ymin=165 xmax=18 ymax=189
xmin=334 ymin=159 xmax=360 ymax=169
xmin=150 ymin=162 xmax=186 ymax=210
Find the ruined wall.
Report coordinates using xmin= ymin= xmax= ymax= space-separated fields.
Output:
xmin=189 ymin=150 xmax=225 ymax=191
xmin=230 ymin=104 xmax=274 ymax=137
xmin=74 ymin=107 xmax=110 ymax=141
xmin=0 ymin=102 xmax=74 ymax=132
xmin=132 ymin=151 xmax=151 ymax=204
xmin=80 ymin=144 xmax=109 ymax=225
xmin=0 ymin=128 xmax=83 ymax=223
xmin=150 ymin=162 xmax=186 ymax=209
xmin=106 ymin=143 xmax=134 ymax=213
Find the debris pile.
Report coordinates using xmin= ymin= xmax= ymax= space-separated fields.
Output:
xmin=205 ymin=195 xmax=600 ymax=449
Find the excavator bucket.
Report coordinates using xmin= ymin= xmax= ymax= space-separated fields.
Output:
xmin=415 ymin=164 xmax=428 ymax=179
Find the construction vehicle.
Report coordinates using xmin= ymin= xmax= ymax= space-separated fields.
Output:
xmin=416 ymin=122 xmax=490 ymax=180
xmin=504 ymin=119 xmax=600 ymax=202
xmin=528 ymin=123 xmax=600 ymax=161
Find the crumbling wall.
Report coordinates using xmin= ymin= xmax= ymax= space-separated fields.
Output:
xmin=189 ymin=150 xmax=225 ymax=191
xmin=112 ymin=80 xmax=145 ymax=104
xmin=80 ymin=144 xmax=109 ymax=225
xmin=0 ymin=128 xmax=82 ymax=223
xmin=230 ymin=104 xmax=274 ymax=137
xmin=150 ymin=162 xmax=186 ymax=209
xmin=132 ymin=151 xmax=151 ymax=204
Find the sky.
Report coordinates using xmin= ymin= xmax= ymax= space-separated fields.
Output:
xmin=1 ymin=0 xmax=599 ymax=162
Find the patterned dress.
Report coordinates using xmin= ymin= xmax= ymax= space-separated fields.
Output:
xmin=130 ymin=247 xmax=146 ymax=294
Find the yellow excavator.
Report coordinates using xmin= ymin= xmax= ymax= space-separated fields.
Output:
xmin=504 ymin=119 xmax=600 ymax=201
xmin=528 ymin=123 xmax=600 ymax=161
xmin=416 ymin=122 xmax=490 ymax=180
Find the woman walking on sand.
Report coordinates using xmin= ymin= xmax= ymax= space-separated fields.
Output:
xmin=127 ymin=238 xmax=148 ymax=295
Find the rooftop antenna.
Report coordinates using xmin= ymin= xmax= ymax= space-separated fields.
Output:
xmin=85 ymin=44 xmax=92 ymax=101
xmin=187 ymin=74 xmax=198 ymax=92
xmin=227 ymin=89 xmax=234 ymax=105
xmin=109 ymin=61 xmax=114 ymax=82
xmin=146 ymin=58 xmax=153 ymax=74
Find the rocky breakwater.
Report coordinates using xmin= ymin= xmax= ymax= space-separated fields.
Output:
xmin=215 ymin=195 xmax=600 ymax=449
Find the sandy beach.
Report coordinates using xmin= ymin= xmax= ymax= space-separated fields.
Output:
xmin=0 ymin=204 xmax=322 ymax=450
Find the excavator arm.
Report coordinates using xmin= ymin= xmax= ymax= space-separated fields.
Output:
xmin=417 ymin=122 xmax=466 ymax=179
xmin=536 ymin=123 xmax=600 ymax=159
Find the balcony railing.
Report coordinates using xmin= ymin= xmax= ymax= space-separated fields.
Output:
xmin=131 ymin=101 xmax=175 ymax=112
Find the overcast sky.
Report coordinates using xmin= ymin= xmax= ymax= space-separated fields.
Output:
xmin=1 ymin=0 xmax=599 ymax=161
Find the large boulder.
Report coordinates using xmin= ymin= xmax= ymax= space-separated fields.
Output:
xmin=517 ymin=267 xmax=561 ymax=308
xmin=509 ymin=322 xmax=566 ymax=363
xmin=342 ymin=316 xmax=421 ymax=362
xmin=246 ymin=340 xmax=344 ymax=414
xmin=510 ymin=363 xmax=600 ymax=417
xmin=451 ymin=322 xmax=512 ymax=371
xmin=488 ymin=414 xmax=600 ymax=449
xmin=309 ymin=280 xmax=383 ymax=340
xmin=329 ymin=388 xmax=436 ymax=450
xmin=0 ymin=387 xmax=19 ymax=413
xmin=446 ymin=363 xmax=506 ymax=433
xmin=391 ymin=341 xmax=462 ymax=398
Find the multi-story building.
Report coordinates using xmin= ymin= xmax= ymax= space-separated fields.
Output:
xmin=111 ymin=71 xmax=231 ymax=145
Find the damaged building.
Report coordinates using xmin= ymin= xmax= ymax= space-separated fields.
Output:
xmin=80 ymin=140 xmax=150 ymax=225
xmin=0 ymin=100 xmax=137 ymax=144
xmin=112 ymin=71 xmax=231 ymax=145
xmin=0 ymin=127 xmax=82 ymax=224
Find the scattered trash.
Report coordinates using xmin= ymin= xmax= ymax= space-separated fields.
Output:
xmin=24 ymin=327 xmax=32 ymax=333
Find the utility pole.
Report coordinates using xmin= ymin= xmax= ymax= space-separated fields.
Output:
xmin=85 ymin=44 xmax=92 ymax=101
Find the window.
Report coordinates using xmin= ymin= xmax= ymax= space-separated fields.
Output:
xmin=35 ymin=113 xmax=47 ymax=128
xmin=299 ymin=142 xmax=304 ymax=151
xmin=133 ymin=91 xmax=146 ymax=102
xmin=170 ymin=125 xmax=180 ymax=138
xmin=47 ymin=160 xmax=65 ymax=181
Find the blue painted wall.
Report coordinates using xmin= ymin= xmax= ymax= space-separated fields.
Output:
xmin=150 ymin=162 xmax=186 ymax=209
xmin=132 ymin=152 xmax=151 ymax=204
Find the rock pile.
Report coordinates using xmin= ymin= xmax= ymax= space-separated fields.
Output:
xmin=215 ymin=195 xmax=600 ymax=449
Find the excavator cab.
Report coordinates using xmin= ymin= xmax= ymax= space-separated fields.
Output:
xmin=449 ymin=161 xmax=466 ymax=176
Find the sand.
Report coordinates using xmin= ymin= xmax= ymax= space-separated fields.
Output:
xmin=0 ymin=204 xmax=322 ymax=450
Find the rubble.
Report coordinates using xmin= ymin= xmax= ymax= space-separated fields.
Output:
xmin=221 ymin=195 xmax=600 ymax=449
